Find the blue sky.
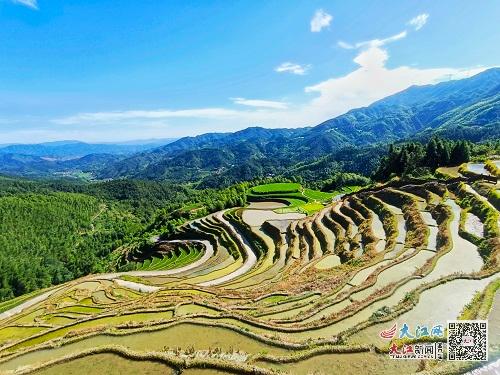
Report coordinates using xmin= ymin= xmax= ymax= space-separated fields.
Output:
xmin=0 ymin=0 xmax=498 ymax=143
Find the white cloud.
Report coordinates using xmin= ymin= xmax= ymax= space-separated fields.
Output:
xmin=355 ymin=31 xmax=408 ymax=48
xmin=275 ymin=62 xmax=310 ymax=75
xmin=11 ymin=0 xmax=38 ymax=9
xmin=231 ymin=98 xmax=288 ymax=109
xmin=310 ymin=9 xmax=332 ymax=32
xmin=53 ymin=108 xmax=242 ymax=125
xmin=408 ymin=13 xmax=429 ymax=31
xmin=337 ymin=31 xmax=407 ymax=54
xmin=54 ymin=58 xmax=488 ymax=135
xmin=302 ymin=48 xmax=487 ymax=124
xmin=50 ymin=31 xmax=491 ymax=142
xmin=337 ymin=41 xmax=355 ymax=49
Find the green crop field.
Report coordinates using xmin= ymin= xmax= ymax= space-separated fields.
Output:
xmin=251 ymin=182 xmax=301 ymax=194
xmin=249 ymin=183 xmax=362 ymax=215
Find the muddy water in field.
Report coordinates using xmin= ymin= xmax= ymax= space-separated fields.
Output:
xmin=299 ymin=299 xmax=352 ymax=325
xmin=427 ymin=200 xmax=483 ymax=280
xmin=183 ymin=370 xmax=229 ymax=375
xmin=426 ymin=226 xmax=438 ymax=251
xmin=176 ymin=304 xmax=219 ymax=316
xmin=421 ymin=211 xmax=438 ymax=250
xmin=383 ymin=203 xmax=406 ymax=244
xmin=349 ymin=260 xmax=392 ymax=286
xmin=291 ymin=276 xmax=440 ymax=340
xmin=0 ymin=323 xmax=288 ymax=372
xmin=465 ymin=212 xmax=484 ymax=238
xmin=384 ymin=243 xmax=405 ymax=259
xmin=315 ymin=255 xmax=341 ymax=269
xmin=241 ymin=209 xmax=304 ymax=227
xmin=375 ymin=239 xmax=386 ymax=252
xmin=348 ymin=275 xmax=498 ymax=347
xmin=2 ymin=311 xmax=174 ymax=355
xmin=257 ymin=351 xmax=419 ymax=375
xmin=467 ymin=163 xmax=490 ymax=176
xmin=247 ymin=201 xmax=287 ymax=209
xmin=371 ymin=212 xmax=386 ymax=239
xmin=259 ymin=294 xmax=320 ymax=320
xmin=351 ymin=200 xmax=483 ymax=303
xmin=351 ymin=250 xmax=434 ymax=301
xmin=490 ymin=289 xmax=500 ymax=347
xmin=31 ymin=353 xmax=173 ymax=375
xmin=0 ymin=326 xmax=47 ymax=345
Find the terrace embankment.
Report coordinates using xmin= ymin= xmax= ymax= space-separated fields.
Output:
xmin=0 ymin=173 xmax=498 ymax=374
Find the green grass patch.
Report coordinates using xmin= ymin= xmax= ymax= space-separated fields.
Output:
xmin=303 ymin=189 xmax=334 ymax=201
xmin=251 ymin=182 xmax=301 ymax=195
xmin=248 ymin=183 xmax=350 ymax=215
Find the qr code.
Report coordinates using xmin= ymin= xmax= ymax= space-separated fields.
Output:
xmin=447 ymin=320 xmax=488 ymax=361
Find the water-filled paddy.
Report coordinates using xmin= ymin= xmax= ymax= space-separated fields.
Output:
xmin=256 ymin=351 xmax=419 ymax=374
xmin=0 ymin=323 xmax=288 ymax=372
xmin=370 ymin=211 xmax=386 ymax=240
xmin=3 ymin=311 xmax=174 ymax=353
xmin=467 ymin=163 xmax=490 ymax=176
xmin=427 ymin=200 xmax=483 ymax=280
xmin=348 ymin=275 xmax=498 ymax=346
xmin=30 ymin=353 xmax=173 ymax=375
xmin=465 ymin=212 xmax=484 ymax=237
xmin=0 ymin=326 xmax=47 ymax=344
xmin=315 ymin=254 xmax=341 ymax=270
xmin=176 ymin=304 xmax=219 ymax=316
xmin=247 ymin=201 xmax=287 ymax=209
xmin=241 ymin=209 xmax=304 ymax=227
xmin=349 ymin=260 xmax=392 ymax=286
xmin=351 ymin=250 xmax=435 ymax=301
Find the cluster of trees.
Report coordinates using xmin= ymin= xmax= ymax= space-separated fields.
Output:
xmin=319 ymin=172 xmax=370 ymax=192
xmin=0 ymin=176 xmax=257 ymax=300
xmin=373 ymin=138 xmax=473 ymax=180
xmin=0 ymin=192 xmax=143 ymax=300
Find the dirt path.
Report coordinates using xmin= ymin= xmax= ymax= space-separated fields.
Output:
xmin=0 ymin=288 xmax=62 ymax=321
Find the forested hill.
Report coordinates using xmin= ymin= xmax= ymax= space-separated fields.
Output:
xmin=0 ymin=69 xmax=498 ymax=184
xmin=97 ymin=68 xmax=500 ymax=183
xmin=308 ymin=67 xmax=500 ymax=145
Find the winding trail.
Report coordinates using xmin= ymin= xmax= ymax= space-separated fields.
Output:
xmin=0 ymin=288 xmax=63 ymax=321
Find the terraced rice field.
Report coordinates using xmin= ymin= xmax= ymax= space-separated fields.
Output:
xmin=0 ymin=167 xmax=498 ymax=374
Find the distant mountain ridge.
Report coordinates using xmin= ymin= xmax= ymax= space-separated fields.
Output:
xmin=97 ymin=68 xmax=500 ymax=182
xmin=0 ymin=68 xmax=498 ymax=182
xmin=0 ymin=139 xmax=178 ymax=159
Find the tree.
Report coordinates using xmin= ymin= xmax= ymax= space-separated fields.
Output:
xmin=425 ymin=138 xmax=439 ymax=169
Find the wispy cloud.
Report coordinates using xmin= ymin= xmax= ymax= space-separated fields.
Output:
xmin=338 ymin=31 xmax=407 ymax=52
xmin=337 ymin=41 xmax=355 ymax=50
xmin=231 ymin=98 xmax=288 ymax=109
xmin=53 ymin=59 xmax=488 ymax=137
xmin=11 ymin=0 xmax=38 ymax=9
xmin=310 ymin=9 xmax=332 ymax=32
xmin=48 ymin=20 xmax=490 ymax=142
xmin=275 ymin=62 xmax=310 ymax=75
xmin=355 ymin=31 xmax=408 ymax=48
xmin=52 ymin=108 xmax=241 ymax=125
xmin=408 ymin=13 xmax=429 ymax=31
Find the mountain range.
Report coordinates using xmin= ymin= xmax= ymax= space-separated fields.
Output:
xmin=1 ymin=68 xmax=499 ymax=183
